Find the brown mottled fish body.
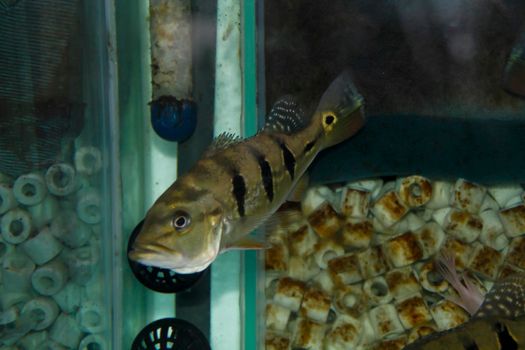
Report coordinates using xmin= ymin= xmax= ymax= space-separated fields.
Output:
xmin=129 ymin=72 xmax=365 ymax=273
xmin=404 ymin=273 xmax=525 ymax=350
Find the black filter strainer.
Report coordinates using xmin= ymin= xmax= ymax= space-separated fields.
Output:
xmin=127 ymin=219 xmax=206 ymax=293
xmin=132 ymin=318 xmax=210 ymax=350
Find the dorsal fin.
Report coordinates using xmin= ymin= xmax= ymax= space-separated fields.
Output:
xmin=264 ymin=95 xmax=308 ymax=135
xmin=204 ymin=132 xmax=242 ymax=157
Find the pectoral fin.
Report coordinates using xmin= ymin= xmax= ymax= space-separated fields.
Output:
xmin=287 ymin=173 xmax=310 ymax=202
xmin=224 ymin=236 xmax=268 ymax=251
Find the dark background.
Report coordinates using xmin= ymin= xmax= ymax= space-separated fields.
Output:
xmin=264 ymin=0 xmax=525 ymax=116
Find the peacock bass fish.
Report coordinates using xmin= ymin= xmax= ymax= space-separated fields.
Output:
xmin=128 ymin=71 xmax=365 ymax=274
xmin=404 ymin=252 xmax=525 ymax=350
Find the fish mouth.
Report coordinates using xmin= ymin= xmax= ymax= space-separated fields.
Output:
xmin=128 ymin=243 xmax=215 ymax=274
xmin=128 ymin=243 xmax=180 ymax=265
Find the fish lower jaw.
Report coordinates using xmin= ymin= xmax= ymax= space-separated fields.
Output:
xmin=129 ymin=250 xmax=215 ymax=274
xmin=171 ymin=262 xmax=212 ymax=274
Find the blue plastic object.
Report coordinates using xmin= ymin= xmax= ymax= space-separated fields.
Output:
xmin=150 ymin=96 xmax=197 ymax=142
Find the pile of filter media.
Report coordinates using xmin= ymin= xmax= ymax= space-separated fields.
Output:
xmin=265 ymin=175 xmax=525 ymax=350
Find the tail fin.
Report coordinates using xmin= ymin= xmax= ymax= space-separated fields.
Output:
xmin=436 ymin=250 xmax=484 ymax=316
xmin=316 ymin=71 xmax=365 ymax=148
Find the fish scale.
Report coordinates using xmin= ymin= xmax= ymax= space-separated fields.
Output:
xmin=129 ymin=71 xmax=366 ymax=274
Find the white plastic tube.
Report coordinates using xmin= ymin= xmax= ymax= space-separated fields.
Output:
xmin=74 ymin=146 xmax=102 ymax=176
xmin=0 ymin=308 xmax=33 ymax=345
xmin=363 ymin=276 xmax=393 ymax=305
xmin=426 ymin=181 xmax=452 ymax=209
xmin=39 ymin=340 xmax=67 ymax=350
xmin=27 ymin=195 xmax=59 ymax=229
xmin=418 ymin=261 xmax=448 ymax=294
xmin=451 ymin=179 xmax=486 ymax=214
xmin=31 ymin=259 xmax=68 ymax=296
xmin=50 ymin=210 xmax=92 ymax=248
xmin=395 ymin=293 xmax=432 ymax=329
xmin=63 ymin=246 xmax=99 ymax=286
xmin=372 ymin=191 xmax=409 ymax=228
xmin=396 ymin=175 xmax=432 ymax=208
xmin=76 ymin=188 xmax=101 ymax=224
xmin=18 ymin=331 xmax=48 ymax=350
xmin=313 ymin=240 xmax=345 ymax=269
xmin=325 ymin=315 xmax=363 ymax=349
xmin=488 ymin=184 xmax=523 ymax=208
xmin=299 ymin=288 xmax=332 ymax=323
xmin=0 ymin=306 xmax=18 ymax=327
xmin=79 ymin=334 xmax=107 ymax=350
xmin=292 ymin=318 xmax=326 ymax=349
xmin=369 ymin=304 xmax=404 ymax=338
xmin=479 ymin=209 xmax=508 ymax=251
xmin=76 ymin=301 xmax=105 ymax=333
xmin=13 ymin=173 xmax=48 ymax=206
xmin=51 ymin=282 xmax=82 ymax=314
xmin=307 ymin=202 xmax=342 ymax=238
xmin=0 ymin=291 xmax=32 ymax=310
xmin=49 ymin=313 xmax=83 ymax=349
xmin=444 ymin=209 xmax=482 ymax=243
xmin=21 ymin=297 xmax=60 ymax=331
xmin=45 ymin=163 xmax=77 ymax=196
xmin=273 ymin=277 xmax=306 ymax=312
xmin=1 ymin=208 xmax=32 ymax=244
xmin=21 ymin=227 xmax=63 ymax=265
xmin=328 ymin=254 xmax=364 ymax=285
xmin=2 ymin=251 xmax=35 ymax=292
xmin=301 ymin=186 xmax=335 ymax=217
xmin=0 ymin=237 xmax=15 ymax=264
xmin=265 ymin=303 xmax=291 ymax=332
xmin=347 ymin=178 xmax=383 ymax=199
xmin=0 ymin=183 xmax=17 ymax=215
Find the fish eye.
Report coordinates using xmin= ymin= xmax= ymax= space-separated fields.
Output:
xmin=322 ymin=112 xmax=338 ymax=130
xmin=172 ymin=210 xmax=191 ymax=231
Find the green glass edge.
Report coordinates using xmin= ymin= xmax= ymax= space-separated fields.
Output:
xmin=243 ymin=0 xmax=258 ymax=349
xmin=115 ymin=1 xmax=151 ymax=348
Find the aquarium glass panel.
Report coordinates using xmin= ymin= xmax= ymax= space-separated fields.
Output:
xmin=0 ymin=1 xmax=117 ymax=348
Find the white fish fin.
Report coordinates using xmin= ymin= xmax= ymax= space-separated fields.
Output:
xmin=223 ymin=206 xmax=303 ymax=251
xmin=436 ymin=249 xmax=484 ymax=316
xmin=263 ymin=204 xmax=305 ymax=235
xmin=224 ymin=235 xmax=268 ymax=251
xmin=287 ymin=173 xmax=310 ymax=202
xmin=204 ymin=132 xmax=243 ymax=157
xmin=263 ymin=95 xmax=308 ymax=135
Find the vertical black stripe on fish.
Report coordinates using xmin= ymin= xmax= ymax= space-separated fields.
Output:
xmin=232 ymin=172 xmax=246 ymax=217
xmin=495 ymin=322 xmax=518 ymax=350
xmin=245 ymin=145 xmax=274 ymax=202
xmin=281 ymin=142 xmax=296 ymax=180
xmin=464 ymin=341 xmax=479 ymax=350
xmin=206 ymin=155 xmax=246 ymax=217
xmin=259 ymin=158 xmax=274 ymax=202
xmin=268 ymin=134 xmax=296 ymax=180
xmin=303 ymin=132 xmax=321 ymax=155
xmin=304 ymin=140 xmax=316 ymax=154
xmin=458 ymin=334 xmax=479 ymax=350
